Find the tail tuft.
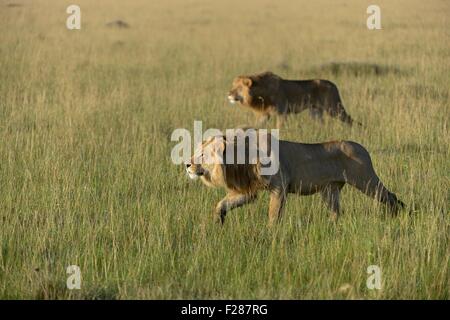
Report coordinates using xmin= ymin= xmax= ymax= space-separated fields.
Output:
xmin=397 ymin=199 xmax=406 ymax=209
xmin=387 ymin=193 xmax=406 ymax=215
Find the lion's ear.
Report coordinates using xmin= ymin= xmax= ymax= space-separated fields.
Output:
xmin=212 ymin=136 xmax=226 ymax=154
xmin=203 ymin=136 xmax=226 ymax=163
xmin=242 ymin=77 xmax=253 ymax=88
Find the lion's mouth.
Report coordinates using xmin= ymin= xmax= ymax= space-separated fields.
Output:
xmin=228 ymin=95 xmax=241 ymax=104
xmin=187 ymin=172 xmax=199 ymax=180
xmin=186 ymin=169 xmax=204 ymax=180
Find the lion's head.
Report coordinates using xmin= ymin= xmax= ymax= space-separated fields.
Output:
xmin=185 ymin=133 xmax=267 ymax=194
xmin=185 ymin=136 xmax=224 ymax=182
xmin=227 ymin=77 xmax=252 ymax=105
xmin=227 ymin=71 xmax=281 ymax=109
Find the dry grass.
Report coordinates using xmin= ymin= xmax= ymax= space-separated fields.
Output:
xmin=0 ymin=0 xmax=448 ymax=299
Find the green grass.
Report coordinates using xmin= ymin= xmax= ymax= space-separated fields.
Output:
xmin=0 ymin=0 xmax=448 ymax=299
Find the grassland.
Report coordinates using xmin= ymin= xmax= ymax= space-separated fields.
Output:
xmin=0 ymin=0 xmax=448 ymax=299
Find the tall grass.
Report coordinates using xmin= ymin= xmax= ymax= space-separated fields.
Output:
xmin=0 ymin=0 xmax=448 ymax=299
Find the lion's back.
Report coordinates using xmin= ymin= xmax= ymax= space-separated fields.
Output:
xmin=282 ymin=79 xmax=339 ymax=100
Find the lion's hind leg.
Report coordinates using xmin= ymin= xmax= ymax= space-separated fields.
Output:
xmin=320 ymin=182 xmax=344 ymax=221
xmin=341 ymin=141 xmax=403 ymax=213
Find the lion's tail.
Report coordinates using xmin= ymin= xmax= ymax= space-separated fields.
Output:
xmin=330 ymin=84 xmax=363 ymax=127
xmin=385 ymin=189 xmax=406 ymax=213
xmin=336 ymin=102 xmax=363 ymax=127
xmin=360 ymin=179 xmax=406 ymax=214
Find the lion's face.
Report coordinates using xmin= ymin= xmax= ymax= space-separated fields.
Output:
xmin=227 ymin=77 xmax=252 ymax=105
xmin=185 ymin=137 xmax=224 ymax=180
xmin=185 ymin=150 xmax=208 ymax=181
xmin=185 ymin=162 xmax=206 ymax=180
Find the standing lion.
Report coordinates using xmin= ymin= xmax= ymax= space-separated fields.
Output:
xmin=185 ymin=130 xmax=404 ymax=225
xmin=227 ymin=71 xmax=360 ymax=128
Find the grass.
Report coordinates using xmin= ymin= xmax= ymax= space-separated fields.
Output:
xmin=0 ymin=0 xmax=448 ymax=299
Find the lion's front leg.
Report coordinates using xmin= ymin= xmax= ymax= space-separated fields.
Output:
xmin=215 ymin=193 xmax=256 ymax=224
xmin=255 ymin=113 xmax=270 ymax=128
xmin=309 ymin=107 xmax=324 ymax=123
xmin=320 ymin=183 xmax=344 ymax=222
xmin=199 ymin=170 xmax=215 ymax=188
xmin=275 ymin=114 xmax=288 ymax=129
xmin=268 ymin=190 xmax=286 ymax=226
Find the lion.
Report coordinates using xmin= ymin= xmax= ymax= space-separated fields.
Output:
xmin=227 ymin=71 xmax=360 ymax=128
xmin=185 ymin=130 xmax=404 ymax=225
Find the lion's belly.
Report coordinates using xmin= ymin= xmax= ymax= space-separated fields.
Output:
xmin=287 ymin=180 xmax=335 ymax=195
xmin=285 ymin=98 xmax=310 ymax=114
xmin=282 ymin=82 xmax=315 ymax=114
xmin=287 ymin=103 xmax=308 ymax=114
xmin=283 ymin=159 xmax=347 ymax=194
xmin=277 ymin=141 xmax=349 ymax=194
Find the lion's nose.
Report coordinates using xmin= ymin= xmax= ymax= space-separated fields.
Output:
xmin=186 ymin=163 xmax=191 ymax=168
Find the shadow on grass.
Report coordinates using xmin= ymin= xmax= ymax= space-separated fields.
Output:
xmin=308 ymin=62 xmax=405 ymax=77
xmin=106 ymin=20 xmax=130 ymax=29
xmin=405 ymin=84 xmax=449 ymax=100
xmin=6 ymin=3 xmax=22 ymax=8
xmin=373 ymin=143 xmax=447 ymax=155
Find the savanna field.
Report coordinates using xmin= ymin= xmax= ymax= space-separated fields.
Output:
xmin=0 ymin=0 xmax=448 ymax=299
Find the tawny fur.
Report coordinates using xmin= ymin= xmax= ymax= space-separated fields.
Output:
xmin=186 ymin=134 xmax=404 ymax=225
xmin=227 ymin=71 xmax=361 ymax=129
